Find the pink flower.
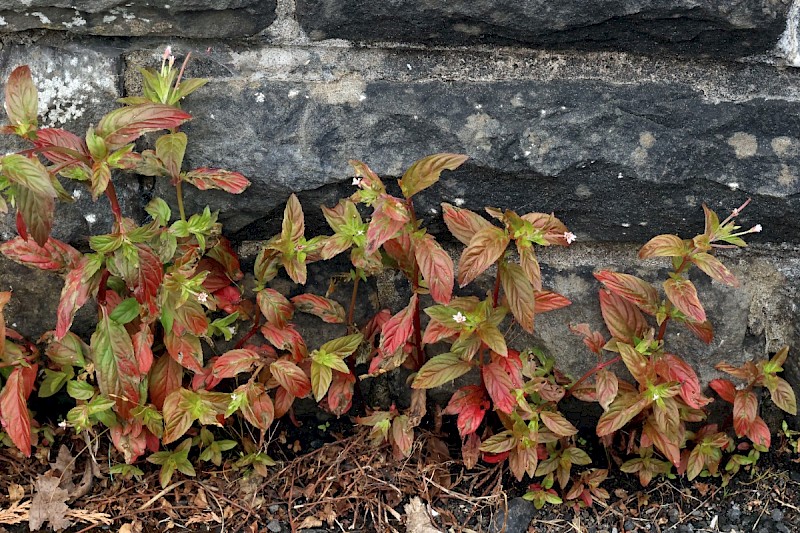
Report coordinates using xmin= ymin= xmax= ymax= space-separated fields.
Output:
xmin=564 ymin=231 xmax=577 ymax=244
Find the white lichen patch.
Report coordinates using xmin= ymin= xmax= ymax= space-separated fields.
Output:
xmin=255 ymin=92 xmax=266 ymax=103
xmin=309 ymin=78 xmax=367 ymax=105
xmin=778 ymin=163 xmax=798 ymax=188
xmin=287 ymin=89 xmax=300 ymax=99
xmin=778 ymin=0 xmax=800 ymax=66
xmin=771 ymin=136 xmax=794 ymax=156
xmin=453 ymin=197 xmax=465 ymax=207
xmin=727 ymin=132 xmax=758 ymax=159
xmin=102 ymin=15 xmax=117 ymax=23
xmin=0 ymin=16 xmax=7 ymax=26
xmin=84 ymin=213 xmax=97 ymax=224
xmin=639 ymin=131 xmax=656 ymax=149
xmin=31 ymin=12 xmax=51 ymax=24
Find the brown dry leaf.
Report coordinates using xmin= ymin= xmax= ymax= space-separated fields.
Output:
xmin=118 ymin=521 xmax=143 ymax=533
xmin=694 ymin=482 xmax=710 ymax=496
xmin=0 ymin=500 xmax=29 ymax=525
xmin=186 ymin=512 xmax=222 ymax=526
xmin=50 ymin=445 xmax=75 ymax=478
xmin=408 ymin=388 xmax=427 ymax=428
xmin=461 ymin=433 xmax=480 ymax=470
xmin=614 ymin=488 xmax=628 ymax=499
xmin=322 ymin=503 xmax=337 ymax=527
xmin=404 ymin=497 xmax=442 ymax=533
xmin=29 ymin=476 xmax=71 ymax=531
xmin=7 ymin=484 xmax=24 ymax=503
xmin=64 ymin=509 xmax=112 ymax=526
xmin=193 ymin=488 xmax=209 ymax=509
xmin=298 ymin=516 xmax=323 ymax=529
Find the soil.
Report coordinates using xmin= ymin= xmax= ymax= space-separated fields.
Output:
xmin=0 ymin=416 xmax=798 ymax=533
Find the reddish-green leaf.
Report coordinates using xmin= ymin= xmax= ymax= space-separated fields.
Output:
xmin=569 ymin=323 xmax=606 ymax=354
xmin=270 ymin=359 xmax=311 ymax=398
xmin=4 ymin=66 xmax=38 ymax=129
xmin=0 ymin=365 xmax=35 ymax=457
xmin=0 ymin=236 xmax=81 ymax=272
xmin=441 ymin=203 xmax=492 ymax=245
xmin=414 ymin=233 xmax=454 ymax=304
xmin=517 ymin=243 xmax=542 ymax=290
xmin=291 ymin=294 xmax=346 ymax=324
xmin=239 ymin=383 xmax=275 ymax=430
xmin=479 ymin=430 xmax=515 ymax=454
xmin=596 ymin=369 xmax=618 ymax=411
xmin=327 ymin=371 xmax=356 ymax=416
xmin=206 ymin=237 xmax=243 ymax=282
xmin=33 ymin=128 xmax=90 ymax=165
xmin=379 ymin=294 xmax=418 ymax=357
xmin=482 ymin=362 xmax=516 ymax=414
xmin=766 ymin=376 xmax=797 ymax=415
xmin=92 ymin=305 xmax=140 ymax=418
xmin=533 ymin=290 xmax=571 ymax=313
xmin=96 ymin=104 xmax=191 ymax=149
xmin=746 ymin=416 xmax=771 ymax=448
xmin=733 ymin=390 xmax=758 ymax=438
xmin=686 ymin=446 xmax=705 ymax=480
xmin=155 ymin=132 xmax=186 ymax=178
xmin=539 ymin=410 xmax=578 ymax=437
xmin=391 ymin=414 xmax=414 ymax=458
xmin=383 ymin=232 xmax=416 ymax=277
xmin=690 ymin=252 xmax=739 ymax=287
xmin=132 ymin=323 xmax=154 ymax=374
xmin=319 ymin=333 xmax=363 ymax=359
xmin=213 ymin=349 xmax=261 ymax=379
xmin=598 ymin=289 xmax=648 ymax=344
xmin=500 ymin=262 xmax=535 ymax=333
xmin=458 ymin=226 xmax=509 ymax=287
xmin=709 ymin=378 xmax=736 ymax=404
xmin=260 ymin=323 xmax=308 ymax=360
xmin=476 ymin=323 xmax=508 ymax=357
xmin=596 ymin=393 xmax=650 ymax=436
xmin=520 ymin=212 xmax=572 ymax=245
xmin=149 ymin=354 xmax=184 ymax=410
xmin=398 ymin=153 xmax=468 ymax=199
xmin=365 ymin=196 xmax=409 ymax=255
xmin=594 ymin=271 xmax=660 ymax=314
xmin=257 ymin=288 xmax=294 ymax=329
xmin=183 ymin=167 xmax=251 ymax=194
xmin=664 ymin=277 xmax=706 ymax=323
xmin=618 ymin=343 xmax=651 ymax=385
xmin=164 ymin=329 xmax=204 ymax=373
xmin=281 ymin=193 xmax=305 ymax=244
xmin=411 ymin=353 xmax=472 ymax=389
xmin=684 ymin=319 xmax=714 ymax=344
xmin=638 ymin=234 xmax=688 ymax=259
xmin=15 ymin=185 xmax=55 ymax=247
xmin=56 ymin=258 xmax=99 ymax=339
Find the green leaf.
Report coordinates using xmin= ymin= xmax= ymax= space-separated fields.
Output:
xmin=500 ymin=262 xmax=535 ymax=333
xmin=155 ymin=132 xmax=187 ymax=178
xmin=109 ymin=298 xmax=141 ymax=324
xmin=67 ymin=380 xmax=95 ymax=401
xmin=4 ymin=66 xmax=38 ymax=131
xmin=38 ymin=369 xmax=71 ymax=398
xmin=319 ymin=333 xmax=363 ymax=359
xmin=311 ymin=350 xmax=350 ymax=374
xmin=91 ymin=305 xmax=140 ymax=418
xmin=2 ymin=154 xmax=56 ymax=198
xmin=311 ymin=361 xmax=333 ymax=402
xmin=96 ymin=103 xmax=191 ymax=150
xmin=145 ymin=197 xmax=171 ymax=225
xmin=411 ymin=353 xmax=473 ymax=389
xmin=398 ymin=153 xmax=468 ymax=198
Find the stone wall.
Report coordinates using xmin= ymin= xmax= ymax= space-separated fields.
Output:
xmin=1 ymin=0 xmax=800 ymax=398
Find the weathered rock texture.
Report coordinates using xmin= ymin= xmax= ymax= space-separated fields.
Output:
xmin=1 ymin=0 xmax=800 ymax=403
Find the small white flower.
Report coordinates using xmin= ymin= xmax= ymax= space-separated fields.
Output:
xmin=230 ymin=392 xmax=240 ymax=403
xmin=196 ymin=292 xmax=209 ymax=303
xmin=751 ymin=224 xmax=763 ymax=233
xmin=58 ymin=420 xmax=67 ymax=429
xmin=162 ymin=46 xmax=172 ymax=60
xmin=356 ymin=229 xmax=365 ymax=236
xmin=227 ymin=326 xmax=236 ymax=336
xmin=452 ymin=311 xmax=467 ymax=324
xmin=564 ymin=231 xmax=577 ymax=244
xmin=352 ymin=177 xmax=362 ymax=187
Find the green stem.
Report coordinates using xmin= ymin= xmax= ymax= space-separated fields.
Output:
xmin=176 ymin=180 xmax=186 ymax=221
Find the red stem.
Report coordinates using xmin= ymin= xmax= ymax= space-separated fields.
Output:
xmin=563 ymin=355 xmax=622 ymax=399
xmin=234 ymin=308 xmax=262 ymax=350
xmin=405 ymin=198 xmax=425 ymax=370
xmin=96 ymin=269 xmax=111 ymax=306
xmin=104 ymin=181 xmax=123 ymax=224
xmin=347 ymin=275 xmax=360 ymax=327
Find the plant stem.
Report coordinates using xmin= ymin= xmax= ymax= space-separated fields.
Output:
xmin=405 ymin=197 xmax=425 ymax=369
xmin=563 ymin=355 xmax=622 ymax=399
xmin=104 ymin=181 xmax=123 ymax=224
xmin=176 ymin=180 xmax=186 ymax=221
xmin=492 ymin=251 xmax=507 ymax=308
xmin=234 ymin=308 xmax=262 ymax=350
xmin=347 ymin=275 xmax=360 ymax=327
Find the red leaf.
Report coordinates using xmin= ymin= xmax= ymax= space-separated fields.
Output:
xmin=500 ymin=262 xmax=535 ymax=333
xmin=539 ymin=410 xmax=578 ymax=437
xmin=212 ymin=349 xmax=261 ymax=379
xmin=257 ymin=288 xmax=294 ymax=329
xmin=0 ymin=236 xmax=82 ymax=272
xmin=0 ymin=365 xmax=36 ymax=457
xmin=132 ymin=323 xmax=154 ymax=374
xmin=444 ymin=385 xmax=489 ymax=436
xmin=92 ymin=305 xmax=140 ymax=417
xmin=520 ymin=212 xmax=572 ymax=245
xmin=273 ymin=386 xmax=294 ymax=419
xmin=534 ymin=290 xmax=572 ymax=313
xmin=291 ymin=294 xmax=346 ymax=324
xmin=239 ymin=383 xmax=275 ymax=430
xmin=746 ymin=416 xmax=771 ymax=449
xmin=457 ymin=226 xmax=509 ymax=287
xmin=598 ymin=289 xmax=647 ymax=343
xmin=422 ymin=319 xmax=457 ymax=345
xmin=383 ymin=232 xmax=416 ymax=277
xmin=33 ymin=128 xmax=90 ymax=165
xmin=327 ymin=371 xmax=356 ymax=416
xmin=260 ymin=323 xmax=307 ymax=360
xmin=656 ymin=354 xmax=711 ymax=409
xmin=414 ymin=233 xmax=454 ymax=304
xmin=684 ymin=319 xmax=714 ymax=344
xmin=4 ymin=66 xmax=38 ymax=129
xmin=733 ymin=390 xmax=758 ymax=438
xmin=709 ymin=378 xmax=736 ymax=404
xmin=133 ymin=244 xmax=162 ymax=317
xmin=270 ymin=359 xmax=311 ymax=398
xmin=618 ymin=343 xmax=651 ymax=385
xmin=365 ymin=196 xmax=409 ymax=255
xmin=664 ymin=277 xmax=706 ymax=323
xmin=16 ymin=182 xmax=55 ymax=247
xmin=593 ymin=271 xmax=660 ymax=314
xmin=569 ymin=323 xmax=606 ymax=354
xmin=391 ymin=415 xmax=414 ymax=458
xmin=638 ymin=234 xmax=688 ymax=259
xmin=206 ymin=237 xmax=243 ymax=282
xmin=690 ymin=252 xmax=739 ymax=287
xmin=482 ymin=363 xmax=516 ymax=414
xmin=596 ymin=369 xmax=618 ymax=411
xmin=96 ymin=104 xmax=192 ymax=149
xmin=198 ymin=258 xmax=232 ymax=293
xmin=56 ymin=258 xmax=100 ymax=339
xmin=281 ymin=193 xmax=305 ymax=244
xmin=379 ymin=294 xmax=418 ymax=356
xmin=148 ymin=354 xmax=184 ymax=410
xmin=441 ymin=203 xmax=492 ymax=245
xmin=183 ymin=167 xmax=251 ymax=194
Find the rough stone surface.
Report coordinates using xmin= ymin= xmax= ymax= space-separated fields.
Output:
xmin=296 ymin=0 xmax=792 ymax=59
xmin=0 ymin=1 xmax=276 ymax=38
xmin=127 ymin=46 xmax=800 ymax=245
xmin=0 ymin=44 xmax=141 ymax=246
xmin=489 ymin=496 xmax=537 ymax=533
